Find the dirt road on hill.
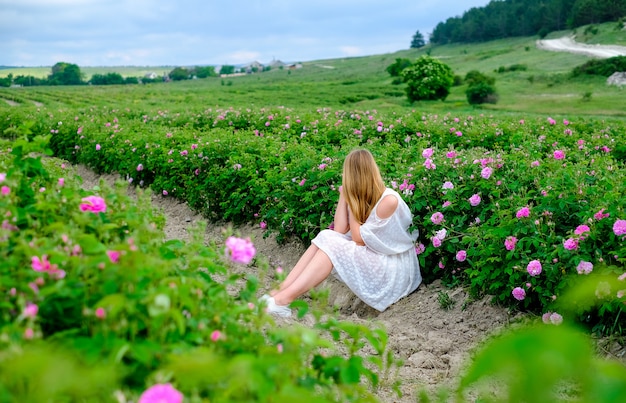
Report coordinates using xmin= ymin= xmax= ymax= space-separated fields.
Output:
xmin=536 ymin=36 xmax=626 ymax=58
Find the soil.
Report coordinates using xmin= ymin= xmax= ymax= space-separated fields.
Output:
xmin=75 ymin=166 xmax=624 ymax=402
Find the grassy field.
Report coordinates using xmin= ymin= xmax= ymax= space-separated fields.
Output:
xmin=0 ymin=22 xmax=625 ymax=119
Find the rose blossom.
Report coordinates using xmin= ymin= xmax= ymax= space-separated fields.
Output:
xmin=614 ymin=219 xmax=626 ymax=236
xmin=549 ymin=312 xmax=563 ymax=325
xmin=432 ymin=237 xmax=442 ymax=248
xmin=576 ymin=261 xmax=593 ymax=275
xmin=481 ymin=167 xmax=493 ymax=179
xmin=516 ymin=207 xmax=530 ymax=218
xmin=512 ymin=287 xmax=526 ymax=301
xmin=594 ymin=208 xmax=610 ymax=221
xmin=468 ymin=194 xmax=481 ymax=207
xmin=527 ymin=260 xmax=542 ymax=276
xmin=422 ymin=148 xmax=434 ymax=158
xmin=563 ymin=238 xmax=579 ymax=251
xmin=138 ymin=384 xmax=183 ymax=403
xmin=80 ymin=196 xmax=107 ymax=213
xmin=504 ymin=236 xmax=518 ymax=251
xmin=430 ymin=212 xmax=444 ymax=225
xmin=225 ymin=236 xmax=256 ymax=264
xmin=574 ymin=225 xmax=590 ymax=236
xmin=553 ymin=150 xmax=565 ymax=160
xmin=415 ymin=243 xmax=425 ymax=255
xmin=210 ymin=330 xmax=222 ymax=342
xmin=456 ymin=250 xmax=467 ymax=262
xmin=23 ymin=303 xmax=38 ymax=318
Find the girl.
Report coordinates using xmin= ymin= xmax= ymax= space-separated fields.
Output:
xmin=264 ymin=149 xmax=422 ymax=317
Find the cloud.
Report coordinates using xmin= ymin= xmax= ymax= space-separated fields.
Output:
xmin=339 ymin=46 xmax=362 ymax=57
xmin=221 ymin=51 xmax=263 ymax=65
xmin=0 ymin=0 xmax=492 ymax=66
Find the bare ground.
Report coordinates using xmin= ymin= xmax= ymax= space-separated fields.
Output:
xmin=76 ymin=166 xmax=625 ymax=402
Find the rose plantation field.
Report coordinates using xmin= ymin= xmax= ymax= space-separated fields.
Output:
xmin=1 ymin=95 xmax=625 ymax=401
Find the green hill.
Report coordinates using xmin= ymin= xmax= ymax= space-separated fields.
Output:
xmin=1 ymin=22 xmax=625 ymax=118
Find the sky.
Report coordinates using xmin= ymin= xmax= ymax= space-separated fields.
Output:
xmin=0 ymin=0 xmax=492 ymax=67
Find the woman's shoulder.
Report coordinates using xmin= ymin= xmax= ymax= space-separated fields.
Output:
xmin=376 ymin=190 xmax=399 ymax=219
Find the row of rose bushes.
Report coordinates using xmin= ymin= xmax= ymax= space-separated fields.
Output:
xmin=0 ymin=105 xmax=624 ymax=335
xmin=0 ymin=135 xmax=395 ymax=401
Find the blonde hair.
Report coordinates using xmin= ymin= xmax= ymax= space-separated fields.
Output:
xmin=342 ymin=149 xmax=386 ymax=224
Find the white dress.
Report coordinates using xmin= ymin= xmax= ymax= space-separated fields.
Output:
xmin=311 ymin=188 xmax=422 ymax=311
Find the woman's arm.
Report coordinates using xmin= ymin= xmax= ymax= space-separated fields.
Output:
xmin=348 ymin=213 xmax=365 ymax=245
xmin=333 ymin=188 xmax=350 ymax=234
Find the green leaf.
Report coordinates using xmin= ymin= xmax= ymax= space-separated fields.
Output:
xmin=77 ymin=234 xmax=106 ymax=255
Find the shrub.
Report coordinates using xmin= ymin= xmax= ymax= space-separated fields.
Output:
xmin=497 ymin=64 xmax=528 ymax=73
xmin=401 ymin=56 xmax=454 ymax=102
xmin=385 ymin=58 xmax=412 ymax=77
xmin=466 ymin=81 xmax=498 ymax=104
xmin=0 ymin=132 xmax=397 ymax=402
xmin=465 ymin=70 xmax=495 ymax=86
xmin=572 ymin=56 xmax=626 ymax=77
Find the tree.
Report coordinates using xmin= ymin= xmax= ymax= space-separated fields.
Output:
xmin=401 ymin=56 xmax=454 ymax=102
xmin=49 ymin=62 xmax=83 ymax=85
xmin=219 ymin=65 xmax=235 ymax=75
xmin=0 ymin=74 xmax=12 ymax=87
xmin=385 ymin=58 xmax=412 ymax=77
xmin=90 ymin=72 xmax=124 ymax=85
xmin=169 ymin=67 xmax=190 ymax=81
xmin=410 ymin=30 xmax=426 ymax=48
xmin=194 ymin=66 xmax=217 ymax=78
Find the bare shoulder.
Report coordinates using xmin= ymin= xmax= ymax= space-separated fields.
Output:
xmin=377 ymin=194 xmax=398 ymax=219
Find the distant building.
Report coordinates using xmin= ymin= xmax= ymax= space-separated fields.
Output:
xmin=288 ymin=63 xmax=303 ymax=70
xmin=269 ymin=59 xmax=286 ymax=69
xmin=144 ymin=72 xmax=158 ymax=79
xmin=245 ymin=61 xmax=264 ymax=73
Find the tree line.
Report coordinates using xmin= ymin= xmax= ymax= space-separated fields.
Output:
xmin=429 ymin=0 xmax=626 ymax=45
xmin=0 ymin=62 xmax=225 ymax=87
xmin=1 ymin=62 xmax=283 ymax=87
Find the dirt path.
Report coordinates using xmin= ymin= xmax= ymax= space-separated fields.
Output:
xmin=536 ymin=36 xmax=626 ymax=58
xmin=2 ymin=99 xmax=19 ymax=106
xmin=76 ymin=166 xmax=520 ymax=401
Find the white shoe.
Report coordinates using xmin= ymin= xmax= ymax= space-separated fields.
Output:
xmin=259 ymin=294 xmax=271 ymax=302
xmin=266 ymin=297 xmax=292 ymax=318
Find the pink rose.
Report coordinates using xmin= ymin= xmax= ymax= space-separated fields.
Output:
xmin=512 ymin=287 xmax=526 ymax=301
xmin=516 ymin=207 xmax=530 ymax=219
xmin=614 ymin=219 xmax=626 ymax=236
xmin=430 ymin=212 xmax=444 ymax=225
xmin=576 ymin=261 xmax=593 ymax=275
xmin=80 ymin=195 xmax=107 ymax=213
xmin=139 ymin=384 xmax=183 ymax=403
xmin=563 ymin=238 xmax=579 ymax=251
xmin=225 ymin=236 xmax=256 ymax=264
xmin=468 ymin=194 xmax=481 ymax=207
xmin=504 ymin=236 xmax=518 ymax=251
xmin=527 ymin=260 xmax=542 ymax=276
xmin=456 ymin=250 xmax=467 ymax=262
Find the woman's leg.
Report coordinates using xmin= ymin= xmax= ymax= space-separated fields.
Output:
xmin=269 ymin=244 xmax=320 ymax=296
xmin=272 ymin=249 xmax=333 ymax=306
